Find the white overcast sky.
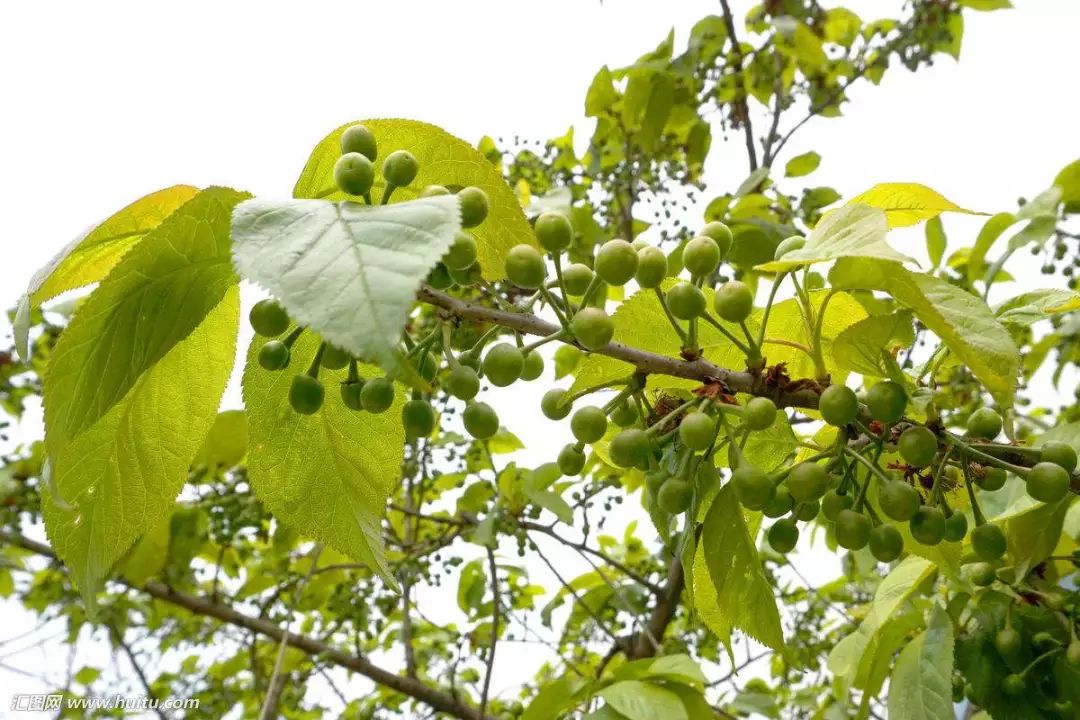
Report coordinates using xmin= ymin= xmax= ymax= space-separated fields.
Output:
xmin=2 ymin=0 xmax=1080 ymax=710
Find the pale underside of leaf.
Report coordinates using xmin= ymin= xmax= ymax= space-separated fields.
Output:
xmin=231 ymin=195 xmax=461 ymax=376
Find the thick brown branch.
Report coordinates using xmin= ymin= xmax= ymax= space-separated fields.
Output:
xmin=417 ymin=285 xmax=823 ymax=410
xmin=630 ymin=552 xmax=685 ymax=659
xmin=0 ymin=531 xmax=495 ymax=720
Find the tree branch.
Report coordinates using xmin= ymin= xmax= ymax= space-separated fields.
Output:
xmin=479 ymin=546 xmax=499 ymax=719
xmin=719 ymin=0 xmax=758 ymax=172
xmin=417 ymin=285 xmax=823 ymax=410
xmin=630 ymin=551 xmax=685 ymax=659
xmin=108 ymin=625 xmax=169 ymax=720
xmin=0 ymin=530 xmax=496 ymax=720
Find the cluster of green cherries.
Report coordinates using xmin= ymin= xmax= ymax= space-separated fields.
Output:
xmin=743 ymin=379 xmax=1078 ymax=564
xmin=249 ymin=123 xmax=495 ymax=440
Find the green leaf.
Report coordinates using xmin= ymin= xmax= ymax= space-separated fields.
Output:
xmin=569 ymin=281 xmax=750 ymax=396
xmin=1053 ymin=158 xmax=1080 ymax=205
xmin=14 ymin=185 xmax=199 ymax=360
xmin=43 ymin=187 xmax=246 ymax=457
xmin=832 ymin=311 xmax=915 ymax=377
xmin=42 ymin=288 xmax=239 ymax=604
xmin=193 ymin=410 xmax=248 ymax=469
xmin=995 ymin=289 xmax=1080 ymax=328
xmin=925 ymin=216 xmax=946 ymax=267
xmin=829 ymin=258 xmax=1018 ymax=406
xmin=784 ymin=151 xmax=821 ymax=178
xmin=760 ymin=290 xmax=868 ymax=382
xmin=699 ymin=484 xmax=785 ymax=652
xmin=115 ymin=510 xmax=173 ymax=587
xmin=600 ymin=680 xmax=687 ymax=720
xmin=232 ymin=196 xmax=460 ymax=378
xmin=293 ymin=119 xmax=533 ymax=281
xmin=554 ymin=345 xmax=583 ymax=380
xmin=756 ymin=204 xmax=913 ymax=273
xmin=1006 ymin=216 xmax=1057 ymax=252
xmin=613 ymin=654 xmax=706 ymax=689
xmin=243 ymin=332 xmax=405 ymax=583
xmin=887 ymin=604 xmax=954 ymax=720
xmin=73 ymin=666 xmax=101 ymax=686
xmin=943 ymin=12 xmax=964 ymax=59
xmin=1006 ymin=496 xmax=1074 ymax=577
xmin=845 ymin=182 xmax=985 ymax=228
xmin=1015 ymin=186 xmax=1062 ymax=222
xmin=966 ymin=212 xmax=1016 ymax=284
xmin=959 ymin=0 xmax=1011 ymax=9
xmin=521 ymin=676 xmax=586 ymax=720
xmin=586 ymin=66 xmax=619 ymax=117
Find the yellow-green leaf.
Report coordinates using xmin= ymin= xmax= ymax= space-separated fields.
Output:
xmin=845 ymin=182 xmax=986 ymax=228
xmin=15 ymin=185 xmax=199 ymax=360
xmin=293 ymin=118 xmax=532 ymax=281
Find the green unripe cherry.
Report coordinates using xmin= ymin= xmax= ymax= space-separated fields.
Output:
xmin=1027 ymin=461 xmax=1070 ymax=503
xmin=340 ymin=381 xmax=364 ymax=411
xmin=382 ymin=150 xmax=419 ymax=187
xmin=796 ymin=499 xmax=820 ymax=521
xmin=483 ymin=343 xmax=525 ymax=387
xmin=534 ymin=212 xmax=573 ymax=252
xmin=879 ymin=481 xmax=920 ymax=522
xmin=426 ymin=263 xmax=453 ymax=290
xmin=414 ymin=351 xmax=439 ymax=383
xmin=463 ymin=402 xmax=500 ymax=440
xmin=504 ymin=244 xmax=547 ymax=289
xmin=943 ymin=511 xmax=968 ymax=542
xmin=570 ymin=406 xmax=608 ymax=444
xmin=1040 ymin=440 xmax=1078 ymax=472
xmin=250 ymin=299 xmax=290 ymax=337
xmin=768 ymin=519 xmax=799 ymax=554
xmin=289 ymin=374 xmax=325 ymax=415
xmin=897 ymin=426 xmax=938 ymax=468
xmin=744 ymin=397 xmax=777 ymax=430
xmin=967 ymin=407 xmax=1003 ymax=440
xmin=445 ymin=365 xmax=480 ymax=400
xmin=419 ymin=184 xmax=450 ymax=197
xmin=713 ymin=281 xmax=754 ymax=323
xmin=658 ymin=478 xmax=694 ymax=514
xmin=865 ymin=381 xmax=907 ymax=423
xmin=634 ymin=245 xmax=668 ymax=289
xmin=402 ymin=399 xmax=436 ymax=440
xmin=819 ymin=385 xmax=859 ymax=427
xmin=972 ymin=524 xmax=1010 ymax=561
xmin=340 ymin=124 xmax=377 ymax=161
xmin=334 ymin=152 xmax=376 ymax=196
xmin=763 ymin=484 xmax=794 ymax=518
xmin=611 ymin=400 xmax=638 ymax=428
xmin=679 ymin=411 xmax=716 ymax=451
xmin=562 ymin=263 xmax=594 ymax=295
xmin=444 ymin=232 xmax=479 ymax=270
xmin=682 ymin=235 xmax=721 ymax=278
xmin=909 ymin=506 xmax=947 ymax=546
xmin=608 ymin=429 xmax=651 ymax=468
xmin=976 ymin=466 xmax=1007 ymax=491
xmin=594 ymin=239 xmax=639 ymax=286
xmin=520 ymin=351 xmax=544 ymax=381
xmin=774 ymin=235 xmax=806 ymax=260
xmin=869 ymin=524 xmax=904 ymax=563
xmin=258 ymin=341 xmax=290 ymax=371
xmin=448 ymin=263 xmax=483 ymax=287
xmin=733 ymin=466 xmax=775 ymax=511
xmin=787 ymin=462 xmax=828 ymax=503
xmin=995 ymin=627 xmax=1022 ymax=658
xmin=458 ymin=187 xmax=490 ymax=228
xmin=821 ymin=490 xmax=854 ymax=521
xmin=541 ymin=389 xmax=572 ymax=420
xmin=666 ymin=282 xmax=706 ymax=320
xmin=1067 ymin=640 xmax=1080 ymax=668
xmin=968 ymin=561 xmax=997 ymax=587
xmin=360 ymin=377 xmax=395 ymax=413
xmin=570 ymin=308 xmax=614 ymax=350
xmin=700 ymin=221 xmax=733 ymax=257
xmin=1001 ymin=674 xmax=1025 ymax=697
xmin=321 ymin=344 xmax=350 ymax=371
xmin=558 ymin=444 xmax=586 ymax=476
xmin=835 ymin=509 xmax=872 ymax=550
